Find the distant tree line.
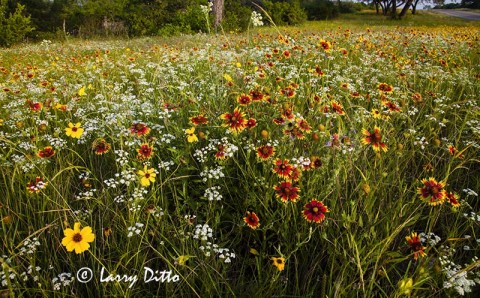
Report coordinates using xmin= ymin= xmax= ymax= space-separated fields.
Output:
xmin=1 ymin=0 xmax=370 ymax=47
xmin=433 ymin=0 xmax=480 ymax=9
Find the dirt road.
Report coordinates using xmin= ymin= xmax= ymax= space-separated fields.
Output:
xmin=433 ymin=9 xmax=480 ymax=20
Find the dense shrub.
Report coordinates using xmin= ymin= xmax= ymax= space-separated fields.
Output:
xmin=301 ymin=0 xmax=338 ymax=20
xmin=222 ymin=0 xmax=253 ymax=32
xmin=338 ymin=1 xmax=366 ymax=13
xmin=0 ymin=0 xmax=35 ymax=47
xmin=263 ymin=0 xmax=307 ymax=26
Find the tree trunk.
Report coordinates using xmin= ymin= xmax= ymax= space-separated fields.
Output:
xmin=411 ymin=0 xmax=420 ymax=14
xmin=399 ymin=0 xmax=413 ymax=18
xmin=391 ymin=0 xmax=397 ymax=19
xmin=212 ymin=0 xmax=224 ymax=30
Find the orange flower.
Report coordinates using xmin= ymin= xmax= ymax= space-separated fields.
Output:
xmin=303 ymin=200 xmax=328 ymax=223
xmin=417 ymin=177 xmax=447 ymax=206
xmin=190 ymin=115 xmax=209 ymax=125
xmin=244 ymin=211 xmax=260 ymax=229
xmin=37 ymin=146 xmax=55 ymax=158
xmin=92 ymin=138 xmax=111 ymax=155
xmin=378 ymin=83 xmax=394 ymax=93
xmin=237 ymin=94 xmax=252 ymax=105
xmin=446 ymin=192 xmax=460 ymax=208
xmin=129 ymin=123 xmax=150 ymax=137
xmin=272 ymin=159 xmax=294 ymax=179
xmin=274 ymin=181 xmax=300 ymax=203
xmin=361 ymin=126 xmax=388 ymax=153
xmin=256 ymin=145 xmax=275 ymax=160
xmin=406 ymin=232 xmax=426 ymax=260
xmin=137 ymin=143 xmax=154 ymax=160
xmin=220 ymin=107 xmax=248 ymax=134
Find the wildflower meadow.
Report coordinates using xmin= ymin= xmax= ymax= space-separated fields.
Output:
xmin=1 ymin=13 xmax=480 ymax=297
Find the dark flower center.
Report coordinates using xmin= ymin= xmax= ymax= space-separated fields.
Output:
xmin=73 ymin=233 xmax=83 ymax=243
xmin=312 ymin=207 xmax=319 ymax=213
xmin=72 ymin=127 xmax=78 ymax=132
xmin=144 ymin=173 xmax=150 ymax=178
xmin=374 ymin=132 xmax=382 ymax=140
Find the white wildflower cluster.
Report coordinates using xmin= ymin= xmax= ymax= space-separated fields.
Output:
xmin=104 ymin=178 xmax=119 ymax=188
xmin=127 ymin=222 xmax=144 ymax=237
xmin=194 ymin=147 xmax=209 ymax=163
xmin=114 ymin=168 xmax=137 ymax=186
xmin=11 ymin=154 xmax=35 ymax=173
xmin=52 ymin=272 xmax=74 ymax=291
xmin=40 ymin=39 xmax=52 ymax=48
xmin=462 ymin=188 xmax=478 ymax=197
xmin=158 ymin=160 xmax=175 ymax=171
xmin=464 ymin=211 xmax=480 ymax=223
xmin=114 ymin=149 xmax=129 ymax=166
xmin=413 ymin=136 xmax=428 ymax=150
xmin=193 ymin=224 xmax=213 ymax=241
xmin=441 ymin=254 xmax=480 ymax=296
xmin=200 ymin=166 xmax=225 ymax=182
xmin=200 ymin=2 xmax=213 ymax=15
xmin=76 ymin=119 xmax=99 ymax=144
xmin=19 ymin=265 xmax=41 ymax=282
xmin=18 ymin=237 xmax=41 ymax=256
xmin=419 ymin=232 xmax=441 ymax=247
xmin=18 ymin=141 xmax=36 ymax=151
xmin=250 ymin=11 xmax=264 ymax=27
xmin=466 ymin=119 xmax=480 ymax=136
xmin=203 ymin=186 xmax=223 ymax=201
xmin=199 ymin=242 xmax=236 ymax=263
xmin=74 ymin=108 xmax=86 ymax=118
xmin=160 ymin=133 xmax=176 ymax=145
xmin=79 ymin=172 xmax=90 ymax=180
xmin=129 ymin=203 xmax=142 ymax=212
xmin=1 ymin=256 xmax=15 ymax=287
xmin=158 ymin=107 xmax=175 ymax=119
xmin=123 ymin=138 xmax=141 ymax=147
xmin=193 ymin=224 xmax=236 ymax=264
xmin=114 ymin=194 xmax=125 ymax=204
xmin=291 ymin=156 xmax=311 ymax=169
xmin=130 ymin=188 xmax=148 ymax=202
xmin=73 ymin=208 xmax=90 ymax=220
xmin=407 ymin=106 xmax=418 ymax=116
xmin=215 ymin=247 xmax=235 ymax=263
xmin=75 ymin=189 xmax=96 ymax=200
xmin=194 ymin=138 xmax=238 ymax=163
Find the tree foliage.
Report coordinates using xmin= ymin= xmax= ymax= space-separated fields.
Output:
xmin=0 ymin=0 xmax=35 ymax=47
xmin=0 ymin=0 xmax=371 ymax=45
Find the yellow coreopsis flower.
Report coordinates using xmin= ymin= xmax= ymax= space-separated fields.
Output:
xmin=185 ymin=127 xmax=198 ymax=143
xmin=271 ymin=256 xmax=285 ymax=271
xmin=138 ymin=165 xmax=156 ymax=187
xmin=65 ymin=122 xmax=84 ymax=138
xmin=78 ymin=86 xmax=86 ymax=96
xmin=223 ymin=74 xmax=233 ymax=82
xmin=176 ymin=255 xmax=193 ymax=266
xmin=61 ymin=222 xmax=95 ymax=254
